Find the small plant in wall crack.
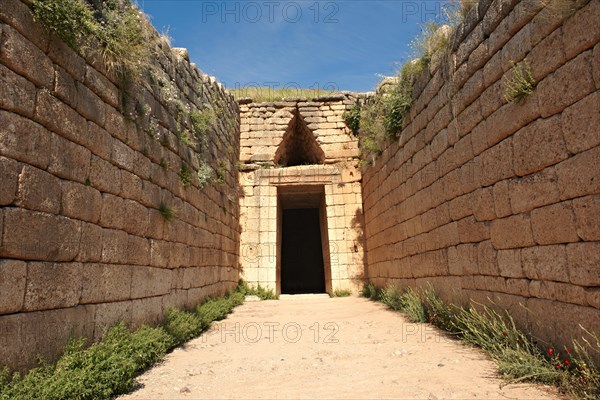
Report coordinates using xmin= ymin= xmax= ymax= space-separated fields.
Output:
xmin=178 ymin=163 xmax=193 ymax=187
xmin=158 ymin=201 xmax=177 ymax=221
xmin=343 ymin=102 xmax=361 ymax=135
xmin=197 ymin=160 xmax=214 ymax=189
xmin=503 ymin=60 xmax=536 ymax=104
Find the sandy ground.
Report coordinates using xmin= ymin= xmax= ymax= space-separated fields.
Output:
xmin=121 ymin=296 xmax=561 ymax=399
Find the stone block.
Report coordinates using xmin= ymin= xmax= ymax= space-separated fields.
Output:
xmin=53 ymin=64 xmax=76 ymax=106
xmin=522 ymin=244 xmax=568 ymax=282
xmin=473 ymin=187 xmax=496 ymax=222
xmin=0 ymin=110 xmax=51 ymax=169
xmin=0 ymin=305 xmax=94 ymax=371
xmin=531 ymin=201 xmax=579 ymax=245
xmin=572 ymin=195 xmax=600 ymax=241
xmin=89 ymin=155 xmax=122 ymax=195
xmin=35 ymin=90 xmax=87 ymax=146
xmin=0 ymin=208 xmax=81 ymax=261
xmin=47 ymin=34 xmax=86 ymax=82
xmin=457 ymin=216 xmax=490 ymax=243
xmin=150 ymin=239 xmax=171 ymax=268
xmin=76 ymin=222 xmax=103 ymax=263
xmin=48 ymin=132 xmax=91 ymax=183
xmin=490 ymin=214 xmax=535 ymax=249
xmin=448 ymin=192 xmax=474 ymax=221
xmin=0 ymin=24 xmax=53 ymax=88
xmin=563 ymin=0 xmax=600 ymax=60
xmin=15 ymin=164 xmax=61 ymax=214
xmin=61 ymin=180 xmax=102 ymax=223
xmin=0 ymin=63 xmax=36 ymax=117
xmin=93 ymin=301 xmax=133 ymax=340
xmin=0 ymin=0 xmax=50 ymax=51
xmin=497 ymin=249 xmax=524 ymax=278
xmin=99 ymin=193 xmax=125 ymax=230
xmin=101 ymin=228 xmax=128 ymax=264
xmin=538 ymin=51 xmax=595 ymax=117
xmin=476 ymin=240 xmax=498 ymax=276
xmin=81 ymin=263 xmax=132 ymax=304
xmin=529 ymin=280 xmax=587 ymax=306
xmin=24 ymin=262 xmax=82 ymax=311
xmin=85 ymin=65 xmax=120 ymax=108
xmin=75 ymin=81 xmax=106 ymax=127
xmin=566 ymin=242 xmax=600 ymax=287
xmin=508 ymin=169 xmax=560 ymax=214
xmin=483 ymin=93 xmax=540 ymax=148
xmin=131 ymin=266 xmax=172 ymax=299
xmin=126 ymin=235 xmax=151 ymax=266
xmin=595 ymin=43 xmax=600 ymax=88
xmin=0 ymin=156 xmax=20 ymax=206
xmin=528 ymin=26 xmax=565 ymax=82
xmin=555 ymin=146 xmax=600 ymax=200
xmin=504 ymin=278 xmax=529 ymax=297
xmin=513 ymin=115 xmax=567 ymax=176
xmin=121 ymin=199 xmax=148 ymax=236
xmin=492 ymin=179 xmax=512 ymax=218
xmin=561 ymin=91 xmax=600 ymax=154
xmin=480 ymin=138 xmax=514 ymax=187
xmin=0 ymin=259 xmax=26 ymax=314
xmin=131 ymin=296 xmax=164 ymax=328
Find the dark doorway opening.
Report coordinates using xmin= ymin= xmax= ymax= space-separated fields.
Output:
xmin=281 ymin=208 xmax=326 ymax=294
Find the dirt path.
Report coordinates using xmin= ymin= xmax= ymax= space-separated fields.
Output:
xmin=121 ymin=296 xmax=560 ymax=399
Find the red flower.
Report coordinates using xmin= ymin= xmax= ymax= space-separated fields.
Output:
xmin=548 ymin=349 xmax=554 ymax=356
xmin=566 ymin=349 xmax=572 ymax=354
xmin=555 ymin=365 xmax=561 ymax=369
xmin=564 ymin=360 xmax=571 ymax=365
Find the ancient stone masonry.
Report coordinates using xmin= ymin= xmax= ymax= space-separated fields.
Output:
xmin=238 ymin=95 xmax=367 ymax=294
xmin=0 ymin=0 xmax=240 ymax=370
xmin=362 ymin=0 xmax=600 ymax=351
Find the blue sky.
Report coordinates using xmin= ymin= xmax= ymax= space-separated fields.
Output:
xmin=138 ymin=1 xmax=449 ymax=92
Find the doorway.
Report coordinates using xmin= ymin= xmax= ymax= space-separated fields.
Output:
xmin=277 ymin=185 xmax=331 ymax=295
xmin=281 ymin=208 xmax=326 ymax=294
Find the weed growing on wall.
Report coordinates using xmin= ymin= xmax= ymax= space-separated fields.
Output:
xmin=504 ymin=60 xmax=537 ymax=103
xmin=158 ymin=201 xmax=176 ymax=221
xmin=32 ymin=0 xmax=155 ymax=81
xmin=197 ymin=160 xmax=214 ymax=188
xmin=343 ymin=103 xmax=361 ymax=135
xmin=32 ymin=0 xmax=96 ymax=50
xmin=364 ymin=282 xmax=600 ymax=399
xmin=178 ymin=163 xmax=193 ymax=187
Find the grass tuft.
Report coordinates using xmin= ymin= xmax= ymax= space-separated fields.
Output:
xmin=158 ymin=201 xmax=176 ymax=221
xmin=503 ymin=60 xmax=536 ymax=103
xmin=227 ymin=87 xmax=337 ymax=102
xmin=343 ymin=103 xmax=361 ymax=135
xmin=333 ymin=289 xmax=353 ymax=297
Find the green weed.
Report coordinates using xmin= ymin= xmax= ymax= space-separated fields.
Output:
xmin=158 ymin=201 xmax=176 ymax=221
xmin=504 ymin=60 xmax=536 ymax=104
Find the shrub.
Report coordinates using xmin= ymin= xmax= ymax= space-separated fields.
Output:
xmin=343 ymin=103 xmax=361 ymax=135
xmin=503 ymin=60 xmax=536 ymax=104
xmin=197 ymin=160 xmax=214 ymax=188
xmin=238 ymin=280 xmax=279 ymax=300
xmin=333 ymin=289 xmax=352 ymax=298
xmin=163 ymin=309 xmax=203 ymax=348
xmin=361 ymin=282 xmax=382 ymax=300
xmin=0 ymin=323 xmax=171 ymax=400
xmin=32 ymin=0 xmax=96 ymax=50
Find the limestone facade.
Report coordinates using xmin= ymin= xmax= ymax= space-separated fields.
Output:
xmin=238 ymin=96 xmax=367 ymax=294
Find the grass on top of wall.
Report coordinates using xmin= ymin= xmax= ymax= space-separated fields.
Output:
xmin=363 ymin=282 xmax=600 ymax=400
xmin=227 ymin=87 xmax=338 ymax=103
xmin=0 ymin=287 xmax=246 ymax=400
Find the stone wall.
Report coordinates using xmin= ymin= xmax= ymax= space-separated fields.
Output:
xmin=362 ymin=0 xmax=600 ymax=349
xmin=0 ymin=0 xmax=240 ymax=370
xmin=239 ymin=95 xmax=366 ymax=293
